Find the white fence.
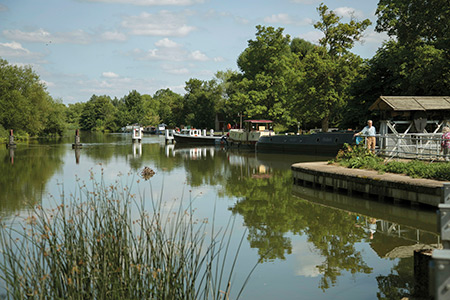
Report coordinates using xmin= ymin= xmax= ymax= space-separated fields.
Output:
xmin=366 ymin=133 xmax=449 ymax=160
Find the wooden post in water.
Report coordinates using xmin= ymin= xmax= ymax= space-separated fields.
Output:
xmin=72 ymin=129 xmax=82 ymax=149
xmin=7 ymin=129 xmax=17 ymax=149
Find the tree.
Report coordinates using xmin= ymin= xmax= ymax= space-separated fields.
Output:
xmin=152 ymin=88 xmax=184 ymax=127
xmin=293 ymin=4 xmax=371 ymax=131
xmin=290 ymin=38 xmax=316 ymax=60
xmin=315 ymin=3 xmax=371 ymax=57
xmin=0 ymin=58 xmax=59 ymax=136
xmin=183 ymin=79 xmax=221 ymax=129
xmin=295 ymin=50 xmax=363 ymax=131
xmin=376 ymin=0 xmax=450 ymax=48
xmin=230 ymin=26 xmax=300 ymax=125
xmin=80 ymin=95 xmax=117 ymax=131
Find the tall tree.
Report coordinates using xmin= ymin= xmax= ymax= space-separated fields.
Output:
xmin=376 ymin=0 xmax=450 ymax=48
xmin=0 ymin=58 xmax=64 ymax=136
xmin=231 ymin=26 xmax=299 ymax=125
xmin=80 ymin=95 xmax=117 ymax=131
xmin=153 ymin=88 xmax=184 ymax=127
xmin=294 ymin=3 xmax=371 ymax=132
xmin=315 ymin=3 xmax=371 ymax=57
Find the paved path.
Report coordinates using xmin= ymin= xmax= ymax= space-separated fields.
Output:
xmin=292 ymin=162 xmax=446 ymax=188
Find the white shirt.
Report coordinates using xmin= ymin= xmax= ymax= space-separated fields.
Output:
xmin=360 ymin=125 xmax=376 ymax=136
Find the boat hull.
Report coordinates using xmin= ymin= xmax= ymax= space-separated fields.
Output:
xmin=256 ymin=132 xmax=355 ymax=155
xmin=173 ymin=133 xmax=224 ymax=145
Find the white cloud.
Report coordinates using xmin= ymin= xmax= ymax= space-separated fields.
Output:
xmin=102 ymin=71 xmax=120 ymax=78
xmin=165 ymin=67 xmax=189 ymax=75
xmin=155 ymin=38 xmax=179 ymax=48
xmin=101 ymin=31 xmax=127 ymax=41
xmin=3 ymin=28 xmax=127 ymax=44
xmin=0 ymin=4 xmax=9 ymax=11
xmin=121 ymin=11 xmax=196 ymax=37
xmin=0 ymin=41 xmax=44 ymax=59
xmin=189 ymin=50 xmax=208 ymax=61
xmin=79 ymin=0 xmax=205 ymax=6
xmin=292 ymin=240 xmax=324 ymax=278
xmin=3 ymin=29 xmax=90 ymax=44
xmin=130 ymin=39 xmax=213 ymax=62
xmin=290 ymin=0 xmax=321 ymax=4
xmin=334 ymin=7 xmax=364 ymax=19
xmin=264 ymin=14 xmax=312 ymax=26
xmin=213 ymin=56 xmax=224 ymax=62
xmin=40 ymin=79 xmax=55 ymax=87
xmin=297 ymin=30 xmax=323 ymax=44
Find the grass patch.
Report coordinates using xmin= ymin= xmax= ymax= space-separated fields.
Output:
xmin=0 ymin=169 xmax=255 ymax=299
xmin=332 ymin=144 xmax=450 ymax=181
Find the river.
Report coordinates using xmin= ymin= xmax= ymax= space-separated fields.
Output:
xmin=0 ymin=132 xmax=439 ymax=299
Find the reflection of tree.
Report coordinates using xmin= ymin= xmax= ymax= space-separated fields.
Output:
xmin=0 ymin=146 xmax=65 ymax=214
xmin=228 ymin=167 xmax=372 ymax=290
xmin=376 ymin=257 xmax=413 ymax=300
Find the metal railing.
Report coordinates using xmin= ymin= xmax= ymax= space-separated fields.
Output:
xmin=362 ymin=133 xmax=449 ymax=161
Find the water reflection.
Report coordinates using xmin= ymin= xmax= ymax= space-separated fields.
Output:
xmin=0 ymin=145 xmax=65 ymax=214
xmin=0 ymin=135 xmax=442 ymax=299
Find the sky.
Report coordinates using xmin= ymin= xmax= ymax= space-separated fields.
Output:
xmin=0 ymin=0 xmax=388 ymax=104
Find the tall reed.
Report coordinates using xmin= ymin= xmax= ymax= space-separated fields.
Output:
xmin=0 ymin=170 xmax=254 ymax=299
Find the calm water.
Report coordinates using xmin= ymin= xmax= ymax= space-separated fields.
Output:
xmin=0 ymin=133 xmax=439 ymax=299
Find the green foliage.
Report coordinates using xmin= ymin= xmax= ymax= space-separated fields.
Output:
xmin=315 ymin=3 xmax=372 ymax=57
xmin=230 ymin=25 xmax=299 ymax=125
xmin=334 ymin=144 xmax=384 ymax=169
xmin=80 ymin=95 xmax=118 ymax=131
xmin=334 ymin=144 xmax=450 ymax=181
xmin=375 ymin=0 xmax=450 ymax=48
xmin=0 ymin=58 xmax=65 ymax=136
xmin=183 ymin=78 xmax=221 ymax=129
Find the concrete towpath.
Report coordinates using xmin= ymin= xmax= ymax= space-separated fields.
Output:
xmin=291 ymin=162 xmax=448 ymax=207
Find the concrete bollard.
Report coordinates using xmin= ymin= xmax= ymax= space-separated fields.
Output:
xmin=202 ymin=129 xmax=206 ymax=136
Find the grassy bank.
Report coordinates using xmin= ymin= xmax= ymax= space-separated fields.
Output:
xmin=0 ymin=170 xmax=254 ymax=299
xmin=332 ymin=144 xmax=450 ymax=181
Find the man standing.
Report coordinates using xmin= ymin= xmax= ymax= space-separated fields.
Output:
xmin=354 ymin=120 xmax=376 ymax=153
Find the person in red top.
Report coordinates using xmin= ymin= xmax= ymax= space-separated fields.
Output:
xmin=441 ymin=126 xmax=450 ymax=161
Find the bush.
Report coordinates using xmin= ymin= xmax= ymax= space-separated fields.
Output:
xmin=332 ymin=144 xmax=450 ymax=181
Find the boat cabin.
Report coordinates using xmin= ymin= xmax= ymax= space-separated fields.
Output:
xmin=228 ymin=120 xmax=273 ymax=146
xmin=244 ymin=120 xmax=273 ymax=132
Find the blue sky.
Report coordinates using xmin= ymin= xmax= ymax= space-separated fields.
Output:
xmin=0 ymin=0 xmax=387 ymax=104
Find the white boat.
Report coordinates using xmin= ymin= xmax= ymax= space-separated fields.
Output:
xmin=228 ymin=120 xmax=274 ymax=146
xmin=157 ymin=123 xmax=167 ymax=135
xmin=173 ymin=128 xmax=225 ymax=145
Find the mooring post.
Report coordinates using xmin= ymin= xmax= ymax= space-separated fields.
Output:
xmin=72 ymin=129 xmax=82 ymax=149
xmin=7 ymin=129 xmax=17 ymax=149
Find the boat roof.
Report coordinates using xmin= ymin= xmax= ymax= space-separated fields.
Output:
xmin=244 ymin=120 xmax=273 ymax=123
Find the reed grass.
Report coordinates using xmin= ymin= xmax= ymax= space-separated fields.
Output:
xmin=0 ymin=170 xmax=254 ymax=299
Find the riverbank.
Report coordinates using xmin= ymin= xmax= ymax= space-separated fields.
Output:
xmin=291 ymin=161 xmax=448 ymax=207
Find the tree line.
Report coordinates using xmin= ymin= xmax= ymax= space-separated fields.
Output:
xmin=1 ymin=1 xmax=449 ymax=138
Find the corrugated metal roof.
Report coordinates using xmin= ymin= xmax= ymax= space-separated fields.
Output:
xmin=369 ymin=96 xmax=450 ymax=111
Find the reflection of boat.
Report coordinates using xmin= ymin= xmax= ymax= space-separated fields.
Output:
xmin=228 ymin=120 xmax=273 ymax=147
xmin=173 ymin=128 xmax=225 ymax=145
xmin=170 ymin=145 xmax=220 ymax=160
xmin=256 ymin=132 xmax=355 ymax=155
